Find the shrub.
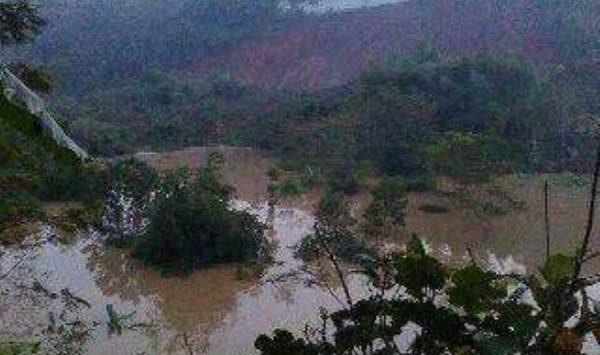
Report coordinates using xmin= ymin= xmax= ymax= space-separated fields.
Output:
xmin=456 ymin=185 xmax=525 ymax=216
xmin=294 ymin=231 xmax=373 ymax=264
xmin=396 ymin=175 xmax=435 ymax=192
xmin=0 ymin=341 xmax=40 ymax=355
xmin=419 ymin=203 xmax=450 ymax=214
xmin=38 ymin=163 xmax=105 ymax=203
xmin=130 ymin=156 xmax=271 ymax=274
xmin=257 ymin=237 xmax=600 ymax=355
xmin=0 ymin=190 xmax=42 ymax=231
xmin=271 ymin=178 xmax=307 ymax=198
xmin=295 ymin=190 xmax=375 ymax=264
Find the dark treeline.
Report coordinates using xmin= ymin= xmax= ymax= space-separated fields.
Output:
xmin=247 ymin=54 xmax=597 ymax=186
xmin=9 ymin=0 xmax=319 ymax=94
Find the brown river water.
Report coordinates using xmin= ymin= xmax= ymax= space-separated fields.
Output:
xmin=1 ymin=147 xmax=599 ymax=354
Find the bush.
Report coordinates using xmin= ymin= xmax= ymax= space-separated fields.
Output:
xmin=328 ymin=169 xmax=361 ymax=195
xmin=130 ymin=157 xmax=271 ymax=274
xmin=0 ymin=341 xmax=40 ymax=355
xmin=295 ymin=190 xmax=375 ymax=264
xmin=294 ymin=231 xmax=373 ymax=264
xmin=456 ymin=185 xmax=525 ymax=216
xmin=257 ymin=237 xmax=600 ymax=355
xmin=397 ymin=175 xmax=435 ymax=192
xmin=419 ymin=203 xmax=450 ymax=214
xmin=0 ymin=190 xmax=42 ymax=231
xmin=134 ymin=190 xmax=269 ymax=274
xmin=38 ymin=163 xmax=105 ymax=203
xmin=271 ymin=178 xmax=307 ymax=198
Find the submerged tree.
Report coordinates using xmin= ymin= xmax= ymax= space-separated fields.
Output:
xmin=129 ymin=153 xmax=271 ymax=274
xmin=257 ymin=148 xmax=600 ymax=354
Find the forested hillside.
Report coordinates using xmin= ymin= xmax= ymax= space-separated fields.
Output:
xmin=0 ymin=90 xmax=100 ymax=231
xmin=7 ymin=0 xmax=599 ymax=173
xmin=2 ymin=2 xmax=600 ymax=354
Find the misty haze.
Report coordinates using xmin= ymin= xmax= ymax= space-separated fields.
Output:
xmin=0 ymin=0 xmax=599 ymax=354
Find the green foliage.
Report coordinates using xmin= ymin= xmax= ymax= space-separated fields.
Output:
xmin=540 ymin=254 xmax=575 ymax=285
xmin=246 ymin=56 xmax=551 ymax=187
xmin=294 ymin=229 xmax=372 ymax=265
xmin=255 ymin=330 xmax=329 ymax=355
xmin=363 ymin=177 xmax=408 ymax=242
xmin=8 ymin=64 xmax=54 ymax=93
xmin=424 ymin=131 xmax=496 ymax=185
xmin=38 ymin=163 xmax=104 ymax=203
xmin=0 ymin=0 xmax=45 ymax=45
xmin=107 ymin=158 xmax=157 ymax=202
xmin=127 ymin=155 xmax=270 ymax=274
xmin=295 ymin=191 xmax=373 ymax=263
xmin=392 ymin=175 xmax=435 ymax=192
xmin=455 ymin=185 xmax=525 ymax=217
xmin=0 ymin=341 xmax=40 ymax=355
xmin=271 ymin=178 xmax=308 ymax=198
xmin=0 ymin=189 xmax=42 ymax=230
xmin=394 ymin=237 xmax=447 ymax=300
xmin=101 ymin=159 xmax=157 ymax=244
xmin=448 ymin=265 xmax=503 ymax=314
xmin=0 ymin=91 xmax=103 ymax=231
xmin=419 ymin=204 xmax=449 ymax=214
xmin=257 ymin=235 xmax=598 ymax=355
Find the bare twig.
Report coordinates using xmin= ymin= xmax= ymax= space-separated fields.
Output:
xmin=0 ymin=254 xmax=26 ymax=280
xmin=544 ymin=180 xmax=551 ymax=261
xmin=320 ymin=237 xmax=353 ymax=307
xmin=306 ymin=254 xmax=345 ymax=307
xmin=61 ymin=288 xmax=91 ymax=308
xmin=569 ymin=145 xmax=600 ymax=294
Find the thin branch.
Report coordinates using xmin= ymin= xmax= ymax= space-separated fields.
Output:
xmin=315 ymin=228 xmax=353 ymax=308
xmin=323 ymin=240 xmax=354 ymax=308
xmin=544 ymin=180 xmax=551 ymax=261
xmin=311 ymin=252 xmax=346 ymax=307
xmin=0 ymin=254 xmax=26 ymax=280
xmin=570 ymin=145 xmax=600 ymax=294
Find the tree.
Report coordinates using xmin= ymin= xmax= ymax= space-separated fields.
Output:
xmin=424 ymin=131 xmax=495 ymax=185
xmin=362 ymin=177 xmax=408 ymax=245
xmin=128 ymin=154 xmax=271 ymax=274
xmin=102 ymin=159 xmax=158 ymax=244
xmin=295 ymin=191 xmax=373 ymax=307
xmin=257 ymin=147 xmax=600 ymax=355
xmin=0 ymin=0 xmax=45 ymax=45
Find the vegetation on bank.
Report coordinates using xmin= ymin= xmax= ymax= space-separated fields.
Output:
xmin=0 ymin=341 xmax=40 ymax=355
xmin=0 ymin=92 xmax=102 ymax=235
xmin=104 ymin=154 xmax=271 ymax=275
xmin=254 ymin=56 xmax=592 ymax=182
xmin=256 ymin=151 xmax=600 ymax=355
xmin=0 ymin=88 xmax=271 ymax=274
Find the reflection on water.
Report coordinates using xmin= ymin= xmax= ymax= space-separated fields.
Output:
xmin=6 ymin=201 xmax=596 ymax=354
xmin=2 ymin=148 xmax=599 ymax=354
xmin=0 ymin=201 xmax=357 ymax=354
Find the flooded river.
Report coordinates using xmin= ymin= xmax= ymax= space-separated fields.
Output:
xmin=1 ymin=147 xmax=599 ymax=354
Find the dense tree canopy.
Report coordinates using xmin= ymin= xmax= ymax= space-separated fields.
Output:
xmin=0 ymin=0 xmax=45 ymax=45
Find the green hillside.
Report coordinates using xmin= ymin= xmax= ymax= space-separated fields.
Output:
xmin=0 ymin=92 xmax=101 ymax=231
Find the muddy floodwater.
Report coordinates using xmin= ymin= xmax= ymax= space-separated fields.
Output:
xmin=1 ymin=147 xmax=599 ymax=354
